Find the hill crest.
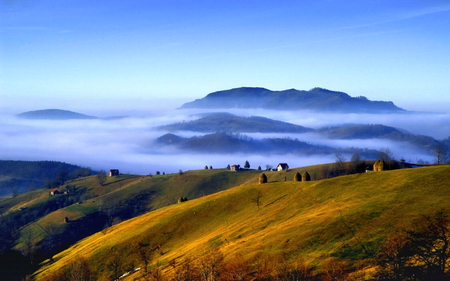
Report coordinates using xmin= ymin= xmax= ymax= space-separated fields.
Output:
xmin=180 ymin=87 xmax=405 ymax=113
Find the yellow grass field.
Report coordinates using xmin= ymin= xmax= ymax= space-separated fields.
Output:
xmin=34 ymin=165 xmax=450 ymax=280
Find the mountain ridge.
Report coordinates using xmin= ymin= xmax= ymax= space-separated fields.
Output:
xmin=180 ymin=87 xmax=405 ymax=113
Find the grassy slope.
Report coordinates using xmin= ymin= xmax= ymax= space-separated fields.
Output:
xmin=34 ymin=165 xmax=450 ymax=280
xmin=7 ymin=169 xmax=263 ymax=255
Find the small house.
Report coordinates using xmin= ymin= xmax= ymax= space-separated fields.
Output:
xmin=277 ymin=163 xmax=289 ymax=171
xmin=50 ymin=189 xmax=59 ymax=196
xmin=109 ymin=169 xmax=120 ymax=177
xmin=230 ymin=164 xmax=241 ymax=171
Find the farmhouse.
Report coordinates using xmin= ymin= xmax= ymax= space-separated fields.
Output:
xmin=277 ymin=163 xmax=289 ymax=171
xmin=49 ymin=189 xmax=59 ymax=196
xmin=109 ymin=169 xmax=120 ymax=176
xmin=230 ymin=164 xmax=241 ymax=171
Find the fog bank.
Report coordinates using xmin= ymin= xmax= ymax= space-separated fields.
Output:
xmin=0 ymin=108 xmax=446 ymax=175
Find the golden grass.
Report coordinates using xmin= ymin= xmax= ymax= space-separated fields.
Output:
xmin=34 ymin=166 xmax=450 ymax=280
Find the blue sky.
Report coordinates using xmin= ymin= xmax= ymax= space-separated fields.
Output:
xmin=1 ymin=0 xmax=450 ymax=114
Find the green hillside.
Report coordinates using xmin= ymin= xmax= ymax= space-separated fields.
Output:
xmin=33 ymin=165 xmax=450 ymax=280
xmin=0 ymin=168 xmax=267 ymax=280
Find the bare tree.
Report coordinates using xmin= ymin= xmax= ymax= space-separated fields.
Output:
xmin=136 ymin=242 xmax=154 ymax=280
xmin=252 ymin=191 xmax=263 ymax=210
xmin=378 ymin=147 xmax=393 ymax=161
xmin=198 ymin=251 xmax=224 ymax=281
xmin=22 ymin=226 xmax=37 ymax=264
xmin=107 ymin=246 xmax=125 ymax=281
xmin=96 ymin=170 xmax=107 ymax=186
xmin=65 ymin=257 xmax=93 ymax=281
xmin=435 ymin=145 xmax=447 ymax=164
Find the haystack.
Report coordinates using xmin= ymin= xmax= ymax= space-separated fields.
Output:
xmin=293 ymin=172 xmax=301 ymax=182
xmin=302 ymin=172 xmax=311 ymax=181
xmin=373 ymin=160 xmax=387 ymax=172
xmin=259 ymin=173 xmax=268 ymax=184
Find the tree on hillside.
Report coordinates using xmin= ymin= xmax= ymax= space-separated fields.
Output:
xmin=334 ymin=153 xmax=346 ymax=176
xmin=136 ymin=242 xmax=154 ymax=281
xmin=435 ymin=145 xmax=447 ymax=164
xmin=65 ymin=257 xmax=94 ymax=281
xmin=96 ymin=170 xmax=107 ymax=186
xmin=22 ymin=226 xmax=37 ymax=264
xmin=107 ymin=246 xmax=126 ymax=281
xmin=252 ymin=191 xmax=263 ymax=210
xmin=198 ymin=251 xmax=224 ymax=281
xmin=378 ymin=147 xmax=393 ymax=162
xmin=376 ymin=212 xmax=450 ymax=280
xmin=244 ymin=160 xmax=250 ymax=169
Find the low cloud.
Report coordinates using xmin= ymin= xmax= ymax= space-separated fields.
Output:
xmin=0 ymin=108 xmax=447 ymax=175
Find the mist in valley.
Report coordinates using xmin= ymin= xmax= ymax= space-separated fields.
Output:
xmin=1 ymin=103 xmax=449 ymax=176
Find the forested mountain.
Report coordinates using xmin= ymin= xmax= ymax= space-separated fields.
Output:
xmin=155 ymin=132 xmax=381 ymax=158
xmin=0 ymin=160 xmax=91 ymax=196
xmin=158 ymin=112 xmax=314 ymax=133
xmin=318 ymin=124 xmax=443 ymax=154
xmin=180 ymin=87 xmax=405 ymax=113
xmin=156 ymin=113 xmax=447 ymax=158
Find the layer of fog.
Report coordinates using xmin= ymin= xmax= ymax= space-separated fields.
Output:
xmin=1 ymin=107 xmax=448 ymax=175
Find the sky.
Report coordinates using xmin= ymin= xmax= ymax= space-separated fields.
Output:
xmin=1 ymin=0 xmax=450 ymax=115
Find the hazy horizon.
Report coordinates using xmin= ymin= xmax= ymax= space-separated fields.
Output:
xmin=1 ymin=103 xmax=448 ymax=175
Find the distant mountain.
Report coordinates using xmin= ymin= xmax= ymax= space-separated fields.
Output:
xmin=155 ymin=131 xmax=380 ymax=157
xmin=17 ymin=109 xmax=97 ymax=120
xmin=158 ymin=112 xmax=314 ymax=133
xmin=180 ymin=87 xmax=405 ymax=113
xmin=318 ymin=124 xmax=403 ymax=139
xmin=155 ymin=122 xmax=448 ymax=160
xmin=318 ymin=124 xmax=443 ymax=153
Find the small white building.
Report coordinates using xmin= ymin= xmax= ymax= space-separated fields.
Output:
xmin=109 ymin=169 xmax=120 ymax=176
xmin=277 ymin=163 xmax=289 ymax=171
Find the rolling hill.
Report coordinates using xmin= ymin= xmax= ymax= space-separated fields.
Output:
xmin=17 ymin=109 xmax=98 ymax=120
xmin=33 ymin=165 xmax=450 ymax=280
xmin=180 ymin=87 xmax=405 ymax=113
xmin=0 ymin=160 xmax=91 ymax=196
xmin=0 ymin=168 xmax=266 ymax=280
xmin=155 ymin=132 xmax=339 ymax=155
xmin=16 ymin=109 xmax=127 ymax=120
xmin=157 ymin=112 xmax=314 ymax=133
